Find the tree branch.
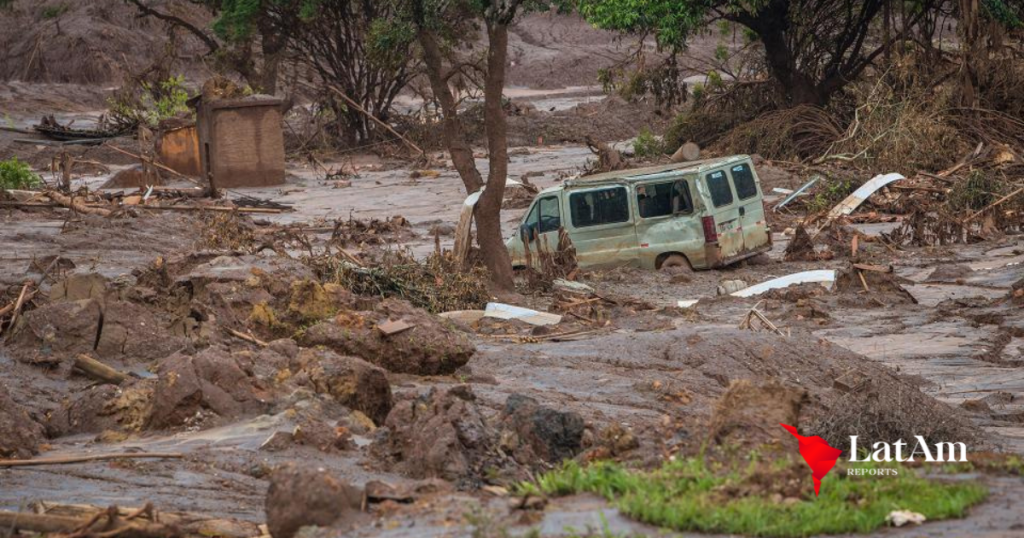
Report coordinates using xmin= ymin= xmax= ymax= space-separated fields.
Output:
xmin=125 ymin=0 xmax=220 ymax=54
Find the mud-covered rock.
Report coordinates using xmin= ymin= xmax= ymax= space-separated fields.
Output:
xmin=50 ymin=273 xmax=111 ymax=303
xmin=300 ymin=299 xmax=475 ymax=375
xmin=148 ymin=347 xmax=264 ymax=429
xmin=375 ymin=386 xmax=495 ymax=482
xmin=95 ymin=301 xmax=189 ymax=361
xmin=59 ymin=384 xmax=122 ymax=435
xmin=265 ymin=463 xmax=363 ymax=538
xmin=8 ymin=299 xmax=102 ymax=365
xmin=291 ymin=348 xmax=392 ymax=425
xmin=0 ymin=382 xmax=46 ymax=459
xmin=498 ymin=394 xmax=585 ymax=463
xmin=708 ymin=380 xmax=807 ymax=450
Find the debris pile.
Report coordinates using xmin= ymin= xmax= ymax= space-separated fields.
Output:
xmin=329 ymin=215 xmax=414 ymax=247
xmin=326 ymin=251 xmax=490 ymax=314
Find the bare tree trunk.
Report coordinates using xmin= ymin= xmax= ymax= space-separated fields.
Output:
xmin=419 ymin=30 xmax=484 ymax=194
xmin=958 ymin=0 xmax=981 ymax=107
xmin=476 ymin=20 xmax=515 ymax=290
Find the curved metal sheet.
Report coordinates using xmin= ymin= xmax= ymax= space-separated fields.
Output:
xmin=827 ymin=173 xmax=905 ymax=219
xmin=731 ymin=270 xmax=837 ymax=298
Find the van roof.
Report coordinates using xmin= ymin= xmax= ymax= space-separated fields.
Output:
xmin=559 ymin=154 xmax=751 ymax=190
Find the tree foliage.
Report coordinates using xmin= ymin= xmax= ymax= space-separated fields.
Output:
xmin=578 ymin=0 xmax=920 ymax=106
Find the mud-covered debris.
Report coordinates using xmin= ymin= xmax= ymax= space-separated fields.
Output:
xmin=783 ymin=225 xmax=822 ymax=261
xmin=8 ymin=299 xmax=102 ymax=366
xmin=0 ymin=382 xmax=46 ymax=459
xmin=299 ymin=298 xmax=475 ymax=375
xmin=329 ymin=215 xmax=414 ymax=247
xmin=364 ymin=478 xmax=452 ymax=503
xmin=926 ymin=263 xmax=975 ymax=283
xmin=374 ymin=386 xmax=498 ymax=484
xmin=498 ymin=394 xmax=585 ymax=464
xmin=708 ymin=380 xmax=807 ymax=451
xmin=148 ymin=347 xmax=265 ymax=430
xmin=291 ymin=348 xmax=393 ymax=425
xmin=834 ymin=264 xmax=917 ymax=306
xmin=265 ymin=463 xmax=363 ymax=538
xmin=717 ymin=279 xmax=748 ymax=296
xmin=1009 ymin=277 xmax=1024 ymax=305
xmin=50 ymin=273 xmax=110 ymax=303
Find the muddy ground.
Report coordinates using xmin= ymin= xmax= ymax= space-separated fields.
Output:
xmin=2 ymin=121 xmax=1023 ymax=536
xmin=2 ymin=10 xmax=1024 ymax=536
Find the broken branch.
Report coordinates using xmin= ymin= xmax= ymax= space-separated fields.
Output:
xmin=73 ymin=354 xmax=129 ymax=385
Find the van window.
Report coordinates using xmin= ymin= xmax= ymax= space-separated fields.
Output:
xmin=705 ymin=170 xmax=734 ymax=208
xmin=570 ymin=187 xmax=629 ymax=228
xmin=731 ymin=163 xmax=758 ymax=200
xmin=637 ymin=180 xmax=693 ymax=218
xmin=538 ymin=196 xmax=561 ymax=233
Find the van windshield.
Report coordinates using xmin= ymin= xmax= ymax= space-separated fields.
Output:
xmin=705 ymin=170 xmax=734 ymax=208
xmin=637 ymin=180 xmax=693 ymax=218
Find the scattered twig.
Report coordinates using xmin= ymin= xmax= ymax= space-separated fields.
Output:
xmin=223 ymin=327 xmax=268 ymax=347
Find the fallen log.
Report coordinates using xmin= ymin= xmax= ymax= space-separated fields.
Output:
xmin=73 ymin=354 xmax=129 ymax=385
xmin=29 ymin=503 xmax=261 ymax=538
xmin=0 ymin=452 xmax=184 ymax=468
xmin=104 ymin=144 xmax=204 ymax=187
xmin=45 ymin=191 xmax=112 ymax=217
xmin=0 ymin=509 xmax=180 ymax=538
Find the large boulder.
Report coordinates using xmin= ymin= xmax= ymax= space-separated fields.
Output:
xmin=300 ymin=299 xmax=475 ymax=375
xmin=0 ymin=383 xmax=46 ymax=459
xmin=148 ymin=347 xmax=265 ymax=429
xmin=265 ymin=463 xmax=363 ymax=538
xmin=498 ymin=394 xmax=585 ymax=464
xmin=291 ymin=348 xmax=392 ymax=425
xmin=374 ymin=386 xmax=494 ymax=483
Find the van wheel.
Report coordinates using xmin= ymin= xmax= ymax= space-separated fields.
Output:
xmin=659 ymin=254 xmax=692 ymax=274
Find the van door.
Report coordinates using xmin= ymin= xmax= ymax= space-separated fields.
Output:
xmin=565 ymin=185 xmax=638 ymax=268
xmin=703 ymin=169 xmax=744 ymax=258
xmin=518 ymin=194 xmax=564 ymax=266
xmin=634 ymin=178 xmax=703 ymax=269
xmin=728 ymin=162 xmax=770 ymax=250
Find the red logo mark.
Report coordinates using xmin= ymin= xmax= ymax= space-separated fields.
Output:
xmin=781 ymin=423 xmax=843 ymax=496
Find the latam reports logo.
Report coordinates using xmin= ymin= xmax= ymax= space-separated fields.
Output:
xmin=780 ymin=423 xmax=968 ymax=496
xmin=780 ymin=423 xmax=843 ymax=496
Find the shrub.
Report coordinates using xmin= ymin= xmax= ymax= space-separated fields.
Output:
xmin=0 ymin=157 xmax=42 ymax=190
xmin=632 ymin=128 xmax=665 ymax=159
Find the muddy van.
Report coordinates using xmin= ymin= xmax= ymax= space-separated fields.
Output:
xmin=507 ymin=155 xmax=772 ymax=271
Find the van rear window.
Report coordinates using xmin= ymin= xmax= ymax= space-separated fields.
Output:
xmin=705 ymin=171 xmax=734 ymax=208
xmin=731 ymin=163 xmax=758 ymax=200
xmin=570 ymin=187 xmax=629 ymax=228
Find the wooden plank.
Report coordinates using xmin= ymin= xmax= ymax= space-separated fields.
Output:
xmin=376 ymin=319 xmax=414 ymax=337
xmin=852 ymin=263 xmax=892 ymax=273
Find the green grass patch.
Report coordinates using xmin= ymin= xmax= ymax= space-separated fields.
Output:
xmin=0 ymin=157 xmax=42 ymax=190
xmin=519 ymin=458 xmax=987 ymax=537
